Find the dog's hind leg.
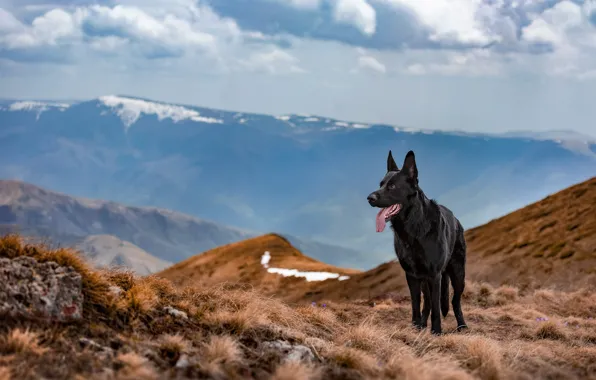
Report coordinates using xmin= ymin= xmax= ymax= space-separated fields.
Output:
xmin=448 ymin=249 xmax=468 ymax=331
xmin=406 ymin=273 xmax=424 ymax=329
xmin=441 ymin=273 xmax=450 ymax=318
xmin=420 ymin=281 xmax=431 ymax=328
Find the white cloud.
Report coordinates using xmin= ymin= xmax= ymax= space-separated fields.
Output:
xmin=381 ymin=0 xmax=503 ymax=45
xmin=333 ymin=0 xmax=376 ymax=35
xmin=520 ymin=1 xmax=596 ymax=79
xmin=0 ymin=8 xmax=22 ymax=33
xmin=0 ymin=2 xmax=286 ymax=68
xmin=86 ymin=5 xmax=216 ymax=53
xmin=357 ymin=55 xmax=386 ymax=73
xmin=239 ymin=48 xmax=306 ymax=74
xmin=522 ymin=1 xmax=583 ymax=46
xmin=89 ymin=36 xmax=129 ymax=52
xmin=276 ymin=0 xmax=377 ymax=36
xmin=0 ymin=8 xmax=84 ymax=48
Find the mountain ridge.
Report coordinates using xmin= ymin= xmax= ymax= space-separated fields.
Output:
xmin=2 ymin=95 xmax=595 ymax=146
xmin=0 ymin=179 xmax=365 ymax=271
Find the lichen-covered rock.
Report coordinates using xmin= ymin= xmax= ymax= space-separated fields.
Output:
xmin=262 ymin=340 xmax=316 ymax=363
xmin=0 ymin=256 xmax=83 ymax=320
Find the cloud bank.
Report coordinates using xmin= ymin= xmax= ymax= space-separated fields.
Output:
xmin=1 ymin=0 xmax=596 ymax=137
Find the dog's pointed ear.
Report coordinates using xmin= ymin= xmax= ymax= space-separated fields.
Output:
xmin=387 ymin=150 xmax=399 ymax=172
xmin=402 ymin=150 xmax=418 ymax=180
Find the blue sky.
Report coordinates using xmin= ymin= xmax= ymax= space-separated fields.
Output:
xmin=1 ymin=0 xmax=596 ymax=137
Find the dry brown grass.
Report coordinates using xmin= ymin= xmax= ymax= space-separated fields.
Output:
xmin=1 ymin=230 xmax=596 ymax=380
xmin=115 ymin=352 xmax=158 ymax=380
xmin=465 ymin=176 xmax=596 ymax=291
xmin=0 ymin=329 xmax=47 ymax=356
xmin=0 ymin=367 xmax=11 ymax=380
xmin=201 ymin=335 xmax=244 ymax=367
xmin=271 ymin=361 xmax=322 ymax=380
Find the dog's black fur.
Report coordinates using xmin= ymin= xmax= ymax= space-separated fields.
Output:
xmin=367 ymin=150 xmax=468 ymax=335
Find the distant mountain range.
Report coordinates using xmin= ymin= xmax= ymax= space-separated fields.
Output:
xmin=0 ymin=95 xmax=594 ymax=268
xmin=0 ymin=180 xmax=364 ymax=274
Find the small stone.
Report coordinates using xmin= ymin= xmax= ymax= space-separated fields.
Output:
xmin=79 ymin=338 xmax=115 ymax=359
xmin=165 ymin=306 xmax=188 ymax=319
xmin=175 ymin=354 xmax=190 ymax=369
xmin=80 ymin=337 xmax=104 ymax=351
xmin=109 ymin=286 xmax=123 ymax=297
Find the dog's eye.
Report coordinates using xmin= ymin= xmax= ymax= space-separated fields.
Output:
xmin=388 ymin=184 xmax=396 ymax=190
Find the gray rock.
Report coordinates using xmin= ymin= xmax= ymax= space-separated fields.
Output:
xmin=0 ymin=256 xmax=83 ymax=320
xmin=262 ymin=340 xmax=315 ymax=363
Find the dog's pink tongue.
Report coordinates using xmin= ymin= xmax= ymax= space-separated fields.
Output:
xmin=376 ymin=208 xmax=390 ymax=233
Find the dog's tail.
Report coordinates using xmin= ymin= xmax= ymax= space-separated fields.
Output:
xmin=441 ymin=273 xmax=450 ymax=318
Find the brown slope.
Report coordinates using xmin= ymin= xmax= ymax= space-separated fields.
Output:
xmin=304 ymin=177 xmax=596 ymax=302
xmin=464 ymin=176 xmax=596 ymax=291
xmin=157 ymin=233 xmax=360 ymax=300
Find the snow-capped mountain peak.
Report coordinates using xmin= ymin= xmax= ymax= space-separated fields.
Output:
xmin=98 ymin=95 xmax=224 ymax=128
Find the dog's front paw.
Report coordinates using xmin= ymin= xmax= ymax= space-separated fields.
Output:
xmin=412 ymin=321 xmax=426 ymax=330
xmin=430 ymin=328 xmax=443 ymax=336
xmin=456 ymin=324 xmax=469 ymax=332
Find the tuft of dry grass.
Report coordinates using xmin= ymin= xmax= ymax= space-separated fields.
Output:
xmin=201 ymin=335 xmax=244 ymax=367
xmin=441 ymin=335 xmax=505 ymax=380
xmin=535 ymin=321 xmax=568 ymax=341
xmin=158 ymin=334 xmax=190 ymax=364
xmin=198 ymin=335 xmax=244 ymax=377
xmin=205 ymin=304 xmax=266 ymax=333
xmin=120 ymin=280 xmax=159 ymax=315
xmin=326 ymin=346 xmax=379 ymax=375
xmin=102 ymin=269 xmax=136 ymax=292
xmin=335 ymin=318 xmax=392 ymax=358
xmin=383 ymin=352 xmax=476 ymax=380
xmin=115 ymin=352 xmax=158 ymax=380
xmin=271 ymin=361 xmax=322 ymax=380
xmin=494 ymin=286 xmax=518 ymax=305
xmin=0 ymin=329 xmax=47 ymax=356
xmin=0 ymin=366 xmax=10 ymax=380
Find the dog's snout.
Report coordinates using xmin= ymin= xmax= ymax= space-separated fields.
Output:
xmin=367 ymin=193 xmax=379 ymax=205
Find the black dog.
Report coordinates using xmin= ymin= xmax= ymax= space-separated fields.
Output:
xmin=367 ymin=150 xmax=468 ymax=335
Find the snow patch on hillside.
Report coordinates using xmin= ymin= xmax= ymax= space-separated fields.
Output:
xmin=260 ymin=251 xmax=350 ymax=282
xmin=99 ymin=95 xmax=224 ymax=128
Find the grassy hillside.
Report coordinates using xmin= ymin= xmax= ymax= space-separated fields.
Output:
xmin=159 ymin=233 xmax=360 ymax=301
xmin=1 ymin=234 xmax=595 ymax=380
xmin=465 ymin=176 xmax=596 ymax=291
